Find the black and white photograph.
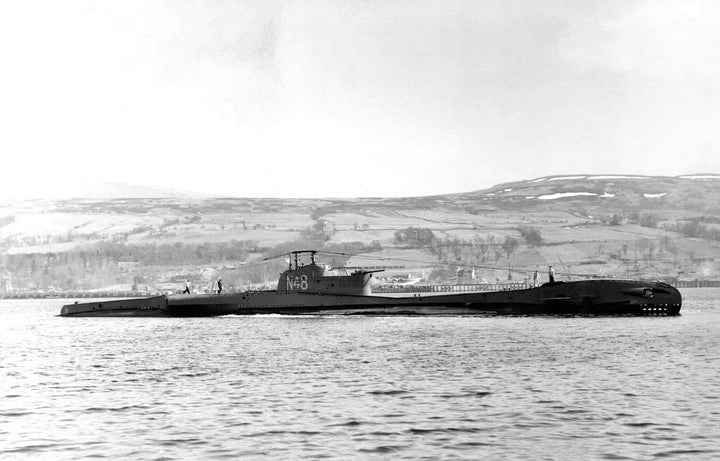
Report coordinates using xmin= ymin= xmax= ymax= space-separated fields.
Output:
xmin=1 ymin=1 xmax=719 ymax=459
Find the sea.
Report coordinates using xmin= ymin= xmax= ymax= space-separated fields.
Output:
xmin=1 ymin=288 xmax=719 ymax=460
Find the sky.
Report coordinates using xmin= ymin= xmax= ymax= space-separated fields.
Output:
xmin=1 ymin=0 xmax=719 ymax=198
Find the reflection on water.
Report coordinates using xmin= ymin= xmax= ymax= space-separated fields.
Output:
xmin=1 ymin=288 xmax=719 ymax=460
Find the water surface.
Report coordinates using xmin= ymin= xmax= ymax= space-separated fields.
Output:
xmin=1 ymin=289 xmax=719 ymax=459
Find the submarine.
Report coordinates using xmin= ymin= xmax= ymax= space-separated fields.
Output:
xmin=60 ymin=250 xmax=682 ymax=317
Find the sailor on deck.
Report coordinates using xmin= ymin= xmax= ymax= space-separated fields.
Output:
xmin=548 ymin=266 xmax=555 ymax=283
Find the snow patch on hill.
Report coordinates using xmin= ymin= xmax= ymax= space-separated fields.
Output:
xmin=537 ymin=192 xmax=597 ymax=200
xmin=592 ymin=175 xmax=647 ymax=180
xmin=524 ymin=174 xmax=720 ymax=186
xmin=679 ymin=175 xmax=720 ymax=179
xmin=547 ymin=176 xmax=587 ymax=181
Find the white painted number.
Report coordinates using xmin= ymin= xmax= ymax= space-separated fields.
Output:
xmin=287 ymin=275 xmax=308 ymax=291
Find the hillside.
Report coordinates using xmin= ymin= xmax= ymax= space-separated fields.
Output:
xmin=2 ymin=174 xmax=720 ymax=292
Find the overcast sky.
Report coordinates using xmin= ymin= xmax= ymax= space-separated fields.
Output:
xmin=1 ymin=0 xmax=719 ymax=198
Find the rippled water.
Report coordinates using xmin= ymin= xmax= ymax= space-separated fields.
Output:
xmin=2 ymin=289 xmax=719 ymax=460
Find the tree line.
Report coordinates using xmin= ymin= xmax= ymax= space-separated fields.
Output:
xmin=393 ymin=226 xmax=543 ymax=265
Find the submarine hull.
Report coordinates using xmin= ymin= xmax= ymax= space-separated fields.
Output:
xmin=60 ymin=280 xmax=681 ymax=317
xmin=59 ymin=296 xmax=170 ymax=317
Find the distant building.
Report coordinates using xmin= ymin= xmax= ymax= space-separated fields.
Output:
xmin=456 ymin=268 xmax=476 ymax=280
xmin=321 ymin=221 xmax=336 ymax=233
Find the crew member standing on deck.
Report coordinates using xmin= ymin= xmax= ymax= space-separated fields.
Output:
xmin=548 ymin=266 xmax=555 ymax=283
xmin=183 ymin=280 xmax=191 ymax=294
xmin=533 ymin=270 xmax=539 ymax=287
xmin=217 ymin=279 xmax=223 ymax=294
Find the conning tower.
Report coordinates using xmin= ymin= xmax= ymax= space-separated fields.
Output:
xmin=277 ymin=250 xmax=379 ymax=296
